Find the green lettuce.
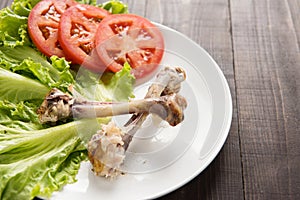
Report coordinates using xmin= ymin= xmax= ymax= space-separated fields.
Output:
xmin=74 ymin=62 xmax=135 ymax=102
xmin=0 ymin=0 xmax=133 ymax=199
xmin=0 ymin=46 xmax=75 ymax=92
xmin=0 ymin=68 xmax=49 ymax=102
xmin=100 ymin=0 xmax=128 ymax=14
xmin=0 ymin=118 xmax=108 ymax=200
xmin=0 ymin=6 xmax=30 ymax=46
xmin=0 ymin=2 xmax=75 ymax=93
xmin=0 ymin=100 xmax=44 ymax=131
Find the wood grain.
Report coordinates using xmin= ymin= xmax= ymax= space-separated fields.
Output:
xmin=0 ymin=1 xmax=9 ymax=8
xmin=230 ymin=0 xmax=300 ymax=199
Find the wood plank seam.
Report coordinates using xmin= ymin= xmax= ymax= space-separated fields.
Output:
xmin=267 ymin=0 xmax=294 ymax=196
xmin=228 ymin=0 xmax=246 ymax=199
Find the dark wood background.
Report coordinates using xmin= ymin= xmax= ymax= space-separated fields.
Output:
xmin=1 ymin=0 xmax=299 ymax=199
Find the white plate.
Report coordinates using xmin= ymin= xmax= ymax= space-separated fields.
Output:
xmin=51 ymin=24 xmax=232 ymax=200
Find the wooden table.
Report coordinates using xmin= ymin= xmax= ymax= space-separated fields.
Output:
xmin=1 ymin=0 xmax=299 ymax=199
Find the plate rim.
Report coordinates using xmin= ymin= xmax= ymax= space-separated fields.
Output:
xmin=147 ymin=23 xmax=233 ymax=199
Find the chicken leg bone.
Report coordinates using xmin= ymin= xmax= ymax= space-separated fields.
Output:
xmin=37 ymin=88 xmax=187 ymax=126
xmin=87 ymin=66 xmax=187 ymax=178
xmin=37 ymin=66 xmax=186 ymax=124
xmin=72 ymin=93 xmax=186 ymax=126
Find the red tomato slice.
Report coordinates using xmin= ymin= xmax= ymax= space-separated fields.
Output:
xmin=58 ymin=4 xmax=110 ymax=71
xmin=28 ymin=0 xmax=77 ymax=57
xmin=95 ymin=14 xmax=165 ymax=79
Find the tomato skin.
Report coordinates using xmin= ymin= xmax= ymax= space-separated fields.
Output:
xmin=95 ymin=14 xmax=165 ymax=79
xmin=28 ymin=0 xmax=77 ymax=57
xmin=58 ymin=4 xmax=110 ymax=71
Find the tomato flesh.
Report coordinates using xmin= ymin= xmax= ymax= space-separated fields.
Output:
xmin=28 ymin=0 xmax=77 ymax=57
xmin=95 ymin=14 xmax=165 ymax=79
xmin=58 ymin=4 xmax=110 ymax=71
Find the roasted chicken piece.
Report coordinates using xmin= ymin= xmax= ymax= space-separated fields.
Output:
xmin=37 ymin=88 xmax=186 ymax=126
xmin=87 ymin=66 xmax=187 ymax=178
xmin=37 ymin=66 xmax=187 ymax=178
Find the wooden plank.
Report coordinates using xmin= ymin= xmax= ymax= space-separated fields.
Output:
xmin=0 ymin=1 xmax=6 ymax=8
xmin=0 ymin=0 xmax=12 ymax=8
xmin=287 ymin=0 xmax=300 ymax=49
xmin=230 ymin=0 xmax=300 ymax=198
xmin=123 ymin=0 xmax=146 ymax=17
xmin=145 ymin=0 xmax=243 ymax=199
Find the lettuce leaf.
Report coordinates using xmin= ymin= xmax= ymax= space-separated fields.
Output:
xmin=0 ymin=118 xmax=109 ymax=200
xmin=0 ymin=68 xmax=49 ymax=103
xmin=0 ymin=100 xmax=44 ymax=131
xmin=74 ymin=62 xmax=135 ymax=102
xmin=100 ymin=0 xmax=128 ymax=14
xmin=0 ymin=0 xmax=134 ymax=199
xmin=0 ymin=46 xmax=75 ymax=92
xmin=0 ymin=6 xmax=30 ymax=47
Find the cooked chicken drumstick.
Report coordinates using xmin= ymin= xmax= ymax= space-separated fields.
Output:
xmin=37 ymin=88 xmax=186 ymax=126
xmin=121 ymin=66 xmax=186 ymax=150
xmin=37 ymin=66 xmax=187 ymax=178
xmin=37 ymin=66 xmax=186 ymax=124
xmin=87 ymin=66 xmax=187 ymax=178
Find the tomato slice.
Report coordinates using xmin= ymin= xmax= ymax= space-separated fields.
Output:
xmin=58 ymin=4 xmax=110 ymax=71
xmin=95 ymin=14 xmax=165 ymax=79
xmin=28 ymin=0 xmax=77 ymax=57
